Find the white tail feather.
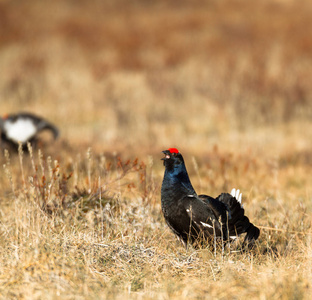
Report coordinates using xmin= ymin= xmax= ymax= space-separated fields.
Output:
xmin=231 ymin=188 xmax=243 ymax=205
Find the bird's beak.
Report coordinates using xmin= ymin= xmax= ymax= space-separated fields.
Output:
xmin=161 ymin=150 xmax=170 ymax=160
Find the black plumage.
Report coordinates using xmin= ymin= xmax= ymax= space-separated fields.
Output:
xmin=0 ymin=112 xmax=59 ymax=150
xmin=161 ymin=148 xmax=260 ymax=248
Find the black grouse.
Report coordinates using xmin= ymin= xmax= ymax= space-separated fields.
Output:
xmin=161 ymin=148 xmax=260 ymax=248
xmin=0 ymin=112 xmax=59 ymax=150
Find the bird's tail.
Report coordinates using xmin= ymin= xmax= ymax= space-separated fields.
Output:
xmin=217 ymin=189 xmax=260 ymax=244
xmin=243 ymin=222 xmax=260 ymax=243
xmin=38 ymin=121 xmax=59 ymax=140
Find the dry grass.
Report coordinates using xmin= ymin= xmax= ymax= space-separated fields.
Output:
xmin=0 ymin=0 xmax=312 ymax=299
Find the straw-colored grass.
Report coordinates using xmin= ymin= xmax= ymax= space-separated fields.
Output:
xmin=0 ymin=0 xmax=312 ymax=299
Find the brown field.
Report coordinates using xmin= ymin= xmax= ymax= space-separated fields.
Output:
xmin=1 ymin=0 xmax=312 ymax=299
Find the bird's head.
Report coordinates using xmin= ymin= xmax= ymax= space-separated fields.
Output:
xmin=161 ymin=148 xmax=185 ymax=170
xmin=0 ymin=114 xmax=7 ymax=129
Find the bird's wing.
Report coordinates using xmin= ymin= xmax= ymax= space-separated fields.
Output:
xmin=183 ymin=195 xmax=223 ymax=236
xmin=198 ymin=194 xmax=228 ymax=221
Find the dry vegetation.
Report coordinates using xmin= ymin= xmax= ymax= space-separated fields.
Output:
xmin=0 ymin=0 xmax=312 ymax=298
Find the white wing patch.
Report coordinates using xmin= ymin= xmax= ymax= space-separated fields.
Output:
xmin=186 ymin=196 xmax=195 ymax=214
xmin=200 ymin=221 xmax=213 ymax=228
xmin=231 ymin=188 xmax=242 ymax=205
xmin=4 ymin=119 xmax=37 ymax=143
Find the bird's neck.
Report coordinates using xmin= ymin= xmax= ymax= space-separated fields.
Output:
xmin=162 ymin=164 xmax=197 ymax=199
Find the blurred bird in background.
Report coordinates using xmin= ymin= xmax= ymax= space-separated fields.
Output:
xmin=0 ymin=112 xmax=59 ymax=151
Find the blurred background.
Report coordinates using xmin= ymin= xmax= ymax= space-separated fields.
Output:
xmin=1 ymin=2 xmax=312 ymax=297
xmin=1 ymin=0 xmax=311 ymax=157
